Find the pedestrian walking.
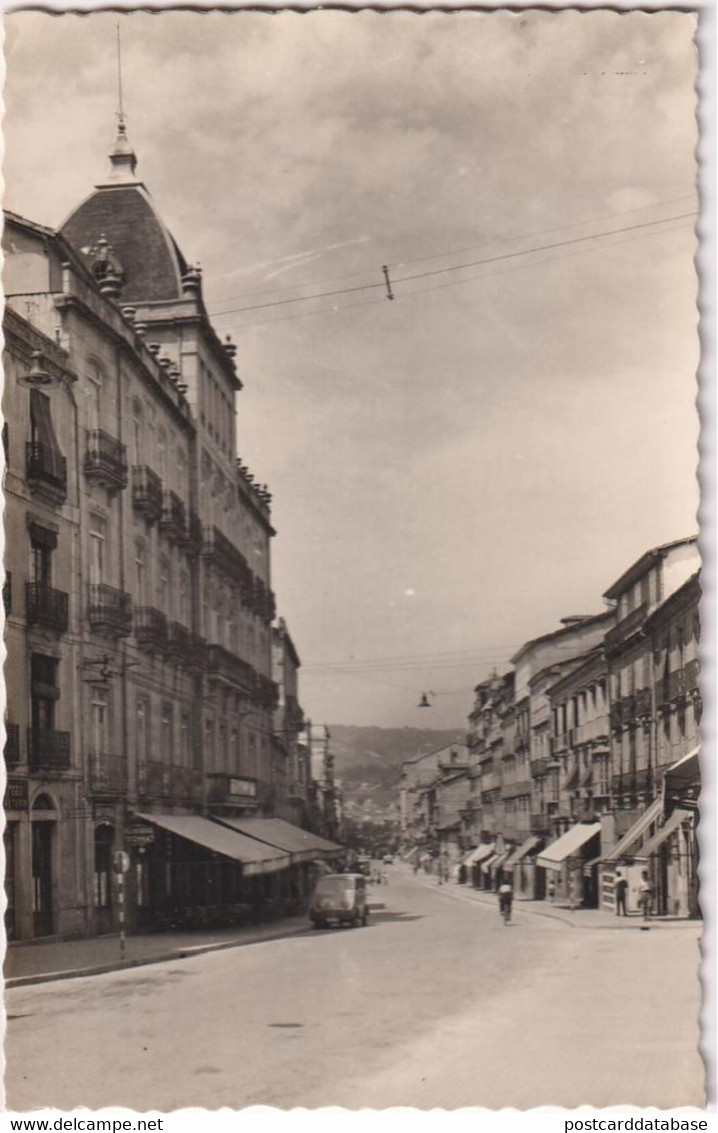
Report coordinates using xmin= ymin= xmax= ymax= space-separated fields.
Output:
xmin=615 ymin=871 xmax=628 ymax=917
xmin=638 ymin=870 xmax=653 ymax=921
xmin=498 ymin=878 xmax=513 ymax=924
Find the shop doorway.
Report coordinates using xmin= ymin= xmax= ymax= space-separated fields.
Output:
xmin=31 ymin=803 xmax=55 ymax=937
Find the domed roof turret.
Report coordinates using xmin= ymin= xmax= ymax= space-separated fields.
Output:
xmin=60 ymin=121 xmax=188 ymax=304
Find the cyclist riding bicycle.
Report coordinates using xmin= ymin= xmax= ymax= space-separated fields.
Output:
xmin=498 ymin=879 xmax=513 ymax=923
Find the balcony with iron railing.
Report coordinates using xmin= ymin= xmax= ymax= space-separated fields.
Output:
xmin=188 ymin=632 xmax=207 ymax=670
xmin=28 ymin=728 xmax=71 ymax=773
xmin=25 ymin=582 xmax=69 ymax=634
xmin=530 ymin=810 xmax=550 ymax=835
xmin=530 ymin=756 xmax=553 ymax=778
xmin=502 ymin=778 xmax=533 ymax=800
xmin=88 ymin=583 xmax=132 ymax=637
xmin=159 ymin=490 xmax=187 ymax=543
xmin=131 ymin=466 xmax=163 ymax=523
xmin=84 ymin=430 xmax=128 ymax=492
xmin=206 ymin=643 xmax=256 ymax=693
xmin=604 ymin=602 xmax=649 ymax=650
xmin=138 ymin=760 xmax=172 ymax=799
xmin=135 ymin=606 xmax=168 ymax=653
xmin=4 ymin=723 xmax=20 ymax=768
xmin=170 ymin=765 xmax=203 ymax=804
xmin=87 ymin=753 xmax=127 ymax=797
xmin=203 ymin=526 xmax=251 ymax=583
xmin=166 ymin=620 xmax=192 ymax=661
xmin=26 ymin=441 xmax=67 ymax=503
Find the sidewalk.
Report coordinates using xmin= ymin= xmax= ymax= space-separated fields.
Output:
xmin=5 ymin=914 xmax=312 ymax=988
xmin=420 ymin=873 xmax=701 ymax=932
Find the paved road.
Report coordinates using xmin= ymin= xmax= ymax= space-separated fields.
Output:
xmin=6 ymin=868 xmax=704 ymax=1110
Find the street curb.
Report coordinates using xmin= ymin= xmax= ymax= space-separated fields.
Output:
xmin=5 ymin=922 xmax=314 ymax=990
xmin=429 ymin=879 xmax=701 ymax=932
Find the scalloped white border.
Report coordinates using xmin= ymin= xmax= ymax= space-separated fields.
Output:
xmin=0 ymin=0 xmax=713 ymax=1120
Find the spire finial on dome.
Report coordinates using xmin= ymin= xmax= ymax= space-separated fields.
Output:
xmin=106 ymin=20 xmax=138 ymax=183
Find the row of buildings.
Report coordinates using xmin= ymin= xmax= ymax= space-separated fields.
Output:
xmin=2 ymin=121 xmax=343 ymax=942
xmin=400 ymin=536 xmax=701 ymax=918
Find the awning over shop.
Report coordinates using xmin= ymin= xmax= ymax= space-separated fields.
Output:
xmin=216 ymin=816 xmax=342 ymax=864
xmin=504 ymin=836 xmax=540 ymax=869
xmin=133 ymin=813 xmax=290 ymax=876
xmin=480 ymin=853 xmax=499 ymax=874
xmin=489 ymin=849 xmax=511 ymax=874
xmin=635 ymin=808 xmax=694 ymax=859
xmin=663 ymin=747 xmax=700 ymax=812
xmin=463 ymin=843 xmax=495 ymax=868
xmin=604 ymin=797 xmax=663 ymax=862
xmin=536 ymin=822 xmax=601 ymax=870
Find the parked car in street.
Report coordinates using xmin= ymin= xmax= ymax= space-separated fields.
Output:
xmin=310 ymin=873 xmax=369 ymax=929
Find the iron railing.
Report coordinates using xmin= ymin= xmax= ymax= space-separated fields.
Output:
xmin=84 ymin=430 xmax=128 ymax=491
xmin=131 ymin=466 xmax=163 ymax=523
xmin=88 ymin=583 xmax=132 ymax=636
xmin=26 ymin=441 xmax=67 ymax=500
xmin=25 ymin=582 xmax=69 ymax=633
xmin=87 ymin=752 xmax=127 ymax=796
xmin=27 ymin=728 xmax=71 ymax=772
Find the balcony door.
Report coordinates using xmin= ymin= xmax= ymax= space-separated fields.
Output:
xmin=89 ymin=517 xmax=106 ymax=588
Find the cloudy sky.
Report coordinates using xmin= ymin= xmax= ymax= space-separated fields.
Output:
xmin=4 ymin=10 xmax=699 ymax=728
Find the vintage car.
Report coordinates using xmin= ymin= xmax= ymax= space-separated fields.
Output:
xmin=309 ymin=873 xmax=369 ymax=929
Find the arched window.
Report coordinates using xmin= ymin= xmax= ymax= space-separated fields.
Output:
xmin=94 ymin=824 xmax=114 ymax=909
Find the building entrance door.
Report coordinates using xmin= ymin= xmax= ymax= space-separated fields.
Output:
xmin=32 ymin=821 xmax=53 ymax=936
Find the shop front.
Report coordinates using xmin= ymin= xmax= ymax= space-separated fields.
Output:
xmin=504 ymin=836 xmax=541 ymax=900
xmin=130 ymin=812 xmax=291 ymax=930
xmin=536 ymin=821 xmax=602 ymax=907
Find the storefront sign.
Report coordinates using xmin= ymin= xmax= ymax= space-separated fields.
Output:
xmin=4 ymin=778 xmax=28 ymax=812
xmin=228 ymin=778 xmax=257 ymax=799
xmin=124 ymin=823 xmax=156 ymax=847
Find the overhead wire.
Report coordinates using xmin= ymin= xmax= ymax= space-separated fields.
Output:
xmin=206 ymin=210 xmax=696 ymax=320
xmin=227 ymin=214 xmax=694 ymax=331
xmin=203 ymin=193 xmax=696 ymax=309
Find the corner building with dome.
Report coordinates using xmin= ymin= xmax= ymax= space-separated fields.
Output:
xmin=2 ymin=122 xmax=339 ymax=942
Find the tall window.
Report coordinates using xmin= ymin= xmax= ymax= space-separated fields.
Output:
xmin=89 ymin=516 xmax=106 ymax=587
xmin=161 ymin=704 xmax=173 ymax=760
xmin=30 ymin=533 xmax=54 ymax=587
xmin=91 ymin=692 xmax=108 ymax=755
xmin=157 ymin=556 xmax=170 ymax=614
xmin=157 ymin=428 xmax=167 ymax=480
xmin=31 ymin=654 xmax=58 ymax=733
xmin=178 ymin=569 xmax=189 ymax=626
xmin=85 ymin=365 xmax=102 ymax=433
xmin=180 ymin=713 xmax=191 ymax=767
xmin=137 ymin=696 xmax=149 ymax=760
xmin=135 ymin=540 xmax=146 ymax=605
xmin=132 ymin=399 xmax=144 ymax=464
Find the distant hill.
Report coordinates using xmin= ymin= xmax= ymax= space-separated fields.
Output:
xmin=329 ymin=724 xmax=466 ymax=815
